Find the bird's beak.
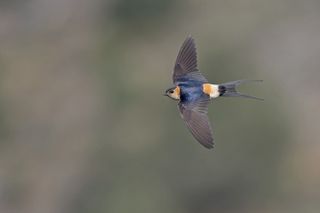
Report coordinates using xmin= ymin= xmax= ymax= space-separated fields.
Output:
xmin=163 ymin=93 xmax=167 ymax=96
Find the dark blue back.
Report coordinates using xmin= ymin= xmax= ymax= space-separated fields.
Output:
xmin=179 ymin=80 xmax=204 ymax=103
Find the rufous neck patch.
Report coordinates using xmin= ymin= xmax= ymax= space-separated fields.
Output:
xmin=174 ymin=86 xmax=180 ymax=96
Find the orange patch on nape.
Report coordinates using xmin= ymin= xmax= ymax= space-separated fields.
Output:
xmin=202 ymin=83 xmax=213 ymax=95
xmin=174 ymin=86 xmax=180 ymax=96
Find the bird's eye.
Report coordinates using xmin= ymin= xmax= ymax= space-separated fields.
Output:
xmin=169 ymin=90 xmax=174 ymax=94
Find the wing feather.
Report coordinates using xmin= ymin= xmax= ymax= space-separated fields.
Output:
xmin=173 ymin=36 xmax=206 ymax=83
xmin=178 ymin=97 xmax=214 ymax=149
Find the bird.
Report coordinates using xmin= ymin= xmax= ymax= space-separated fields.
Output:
xmin=164 ymin=36 xmax=262 ymax=149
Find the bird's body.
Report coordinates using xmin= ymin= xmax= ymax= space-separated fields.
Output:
xmin=164 ymin=36 xmax=262 ymax=149
xmin=169 ymin=83 xmax=220 ymax=102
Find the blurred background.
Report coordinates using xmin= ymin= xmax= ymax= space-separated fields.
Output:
xmin=0 ymin=0 xmax=320 ymax=213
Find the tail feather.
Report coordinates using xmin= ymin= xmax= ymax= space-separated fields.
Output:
xmin=218 ymin=80 xmax=263 ymax=100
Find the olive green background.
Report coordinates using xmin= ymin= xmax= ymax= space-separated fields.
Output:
xmin=0 ymin=0 xmax=320 ymax=213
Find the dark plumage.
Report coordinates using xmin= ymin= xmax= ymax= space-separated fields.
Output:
xmin=165 ymin=36 xmax=262 ymax=149
xmin=172 ymin=36 xmax=214 ymax=149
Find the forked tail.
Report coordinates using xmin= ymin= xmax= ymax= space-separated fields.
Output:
xmin=218 ymin=80 xmax=263 ymax=100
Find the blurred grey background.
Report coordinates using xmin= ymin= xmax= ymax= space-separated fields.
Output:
xmin=0 ymin=0 xmax=320 ymax=213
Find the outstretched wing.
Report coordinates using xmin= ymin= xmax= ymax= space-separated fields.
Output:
xmin=173 ymin=36 xmax=208 ymax=84
xmin=178 ymin=96 xmax=214 ymax=149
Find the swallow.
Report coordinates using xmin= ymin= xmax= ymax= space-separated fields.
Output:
xmin=164 ymin=36 xmax=262 ymax=149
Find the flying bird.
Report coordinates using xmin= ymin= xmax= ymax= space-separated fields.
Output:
xmin=164 ymin=36 xmax=262 ymax=149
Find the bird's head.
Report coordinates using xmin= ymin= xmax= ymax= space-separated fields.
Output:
xmin=164 ymin=86 xmax=180 ymax=100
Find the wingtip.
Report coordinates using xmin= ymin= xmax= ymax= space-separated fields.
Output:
xmin=200 ymin=139 xmax=214 ymax=149
xmin=184 ymin=34 xmax=194 ymax=43
xmin=205 ymin=144 xmax=214 ymax=149
xmin=186 ymin=34 xmax=193 ymax=39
